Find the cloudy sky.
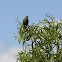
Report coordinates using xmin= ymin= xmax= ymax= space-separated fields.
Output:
xmin=0 ymin=0 xmax=62 ymax=62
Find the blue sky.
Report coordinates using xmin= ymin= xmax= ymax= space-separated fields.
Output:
xmin=0 ymin=0 xmax=62 ymax=62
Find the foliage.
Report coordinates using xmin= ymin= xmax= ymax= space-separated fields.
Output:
xmin=15 ymin=15 xmax=62 ymax=62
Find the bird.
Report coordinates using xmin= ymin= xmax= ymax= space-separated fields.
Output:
xmin=23 ymin=16 xmax=29 ymax=28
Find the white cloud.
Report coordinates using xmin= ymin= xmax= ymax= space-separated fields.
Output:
xmin=0 ymin=43 xmax=4 ymax=50
xmin=0 ymin=46 xmax=22 ymax=62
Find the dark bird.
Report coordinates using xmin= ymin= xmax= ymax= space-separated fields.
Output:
xmin=23 ymin=16 xmax=29 ymax=28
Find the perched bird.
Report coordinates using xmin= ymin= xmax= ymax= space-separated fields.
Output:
xmin=23 ymin=16 xmax=29 ymax=28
